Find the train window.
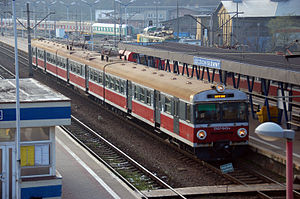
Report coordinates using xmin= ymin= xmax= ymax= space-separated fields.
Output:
xmin=146 ymin=90 xmax=151 ymax=105
xmin=46 ymin=53 xmax=50 ymax=62
xmin=105 ymin=75 xmax=110 ymax=87
xmin=120 ymin=81 xmax=125 ymax=94
xmin=99 ymin=72 xmax=103 ymax=84
xmin=89 ymin=69 xmax=94 ymax=81
xmin=195 ymin=104 xmax=220 ymax=124
xmin=139 ymin=88 xmax=145 ymax=102
xmin=186 ymin=104 xmax=191 ymax=122
xmin=134 ymin=85 xmax=138 ymax=99
xmin=110 ymin=77 xmax=115 ymax=89
xmin=115 ymin=79 xmax=120 ymax=92
xmin=164 ymin=97 xmax=172 ymax=114
xmin=94 ymin=71 xmax=99 ymax=83
xmin=222 ymin=102 xmax=248 ymax=122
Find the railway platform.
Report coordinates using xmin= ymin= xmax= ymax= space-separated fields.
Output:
xmin=55 ymin=126 xmax=141 ymax=199
xmin=1 ymin=35 xmax=300 ymax=196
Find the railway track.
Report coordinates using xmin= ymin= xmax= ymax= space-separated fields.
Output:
xmin=61 ymin=116 xmax=187 ymax=199
xmin=0 ymin=40 xmax=299 ymax=198
xmin=0 ymin=63 xmax=15 ymax=79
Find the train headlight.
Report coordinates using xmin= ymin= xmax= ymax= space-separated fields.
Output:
xmin=216 ymin=83 xmax=226 ymax=93
xmin=197 ymin=130 xmax=207 ymax=140
xmin=237 ymin=128 xmax=247 ymax=138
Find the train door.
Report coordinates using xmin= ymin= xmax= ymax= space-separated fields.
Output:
xmin=85 ymin=65 xmax=89 ymax=92
xmin=126 ymin=80 xmax=132 ymax=112
xmin=154 ymin=90 xmax=161 ymax=125
xmin=173 ymin=97 xmax=180 ymax=134
xmin=0 ymin=144 xmax=16 ymax=199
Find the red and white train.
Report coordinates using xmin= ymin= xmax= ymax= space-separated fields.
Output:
xmin=32 ymin=39 xmax=249 ymax=160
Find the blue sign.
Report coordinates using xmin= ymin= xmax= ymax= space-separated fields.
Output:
xmin=193 ymin=57 xmax=221 ymax=69
xmin=0 ymin=107 xmax=71 ymax=122
xmin=220 ymin=163 xmax=234 ymax=174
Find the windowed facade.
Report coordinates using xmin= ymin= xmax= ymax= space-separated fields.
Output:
xmin=133 ymin=84 xmax=152 ymax=106
xmin=56 ymin=56 xmax=66 ymax=69
xmin=20 ymin=127 xmax=54 ymax=177
xmin=0 ymin=127 xmax=55 ymax=177
xmin=69 ymin=60 xmax=84 ymax=77
xmin=46 ymin=53 xmax=56 ymax=65
xmin=37 ymin=49 xmax=44 ymax=59
xmin=89 ymin=68 xmax=103 ymax=84
xmin=195 ymin=102 xmax=248 ymax=124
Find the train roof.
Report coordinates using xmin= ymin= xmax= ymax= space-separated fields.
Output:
xmin=32 ymin=40 xmax=246 ymax=103
xmin=92 ymin=23 xmax=127 ymax=28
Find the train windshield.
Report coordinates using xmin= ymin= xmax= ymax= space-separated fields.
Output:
xmin=195 ymin=102 xmax=248 ymax=124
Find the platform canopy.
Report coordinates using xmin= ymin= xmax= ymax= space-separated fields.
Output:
xmin=0 ymin=78 xmax=71 ymax=128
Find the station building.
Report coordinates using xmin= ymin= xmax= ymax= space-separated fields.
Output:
xmin=0 ymin=78 xmax=71 ymax=199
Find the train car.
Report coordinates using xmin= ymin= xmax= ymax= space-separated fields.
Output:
xmin=92 ymin=23 xmax=134 ymax=37
xmin=32 ymin=39 xmax=249 ymax=160
xmin=118 ymin=50 xmax=138 ymax=62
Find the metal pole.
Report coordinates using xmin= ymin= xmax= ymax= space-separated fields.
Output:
xmin=114 ymin=0 xmax=116 ymax=47
xmin=90 ymin=6 xmax=93 ymax=50
xmin=67 ymin=6 xmax=69 ymax=21
xmin=125 ymin=5 xmax=127 ymax=41
xmin=44 ymin=5 xmax=46 ymax=37
xmin=34 ymin=4 xmax=37 ymax=38
xmin=12 ymin=0 xmax=21 ymax=198
xmin=5 ymin=0 xmax=7 ymax=35
xmin=48 ymin=7 xmax=51 ymax=38
xmin=1 ymin=14 xmax=3 ymax=35
xmin=209 ymin=13 xmax=213 ymax=47
xmin=286 ymin=139 xmax=294 ymax=199
xmin=176 ymin=0 xmax=179 ymax=38
xmin=119 ymin=4 xmax=122 ymax=41
xmin=27 ymin=3 xmax=33 ymax=77
xmin=21 ymin=7 xmax=24 ymax=38
xmin=156 ymin=3 xmax=158 ymax=27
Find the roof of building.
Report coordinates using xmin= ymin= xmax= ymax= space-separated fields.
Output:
xmin=220 ymin=0 xmax=300 ymax=18
xmin=0 ymin=78 xmax=70 ymax=104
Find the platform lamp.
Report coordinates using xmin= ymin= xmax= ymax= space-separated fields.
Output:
xmin=255 ymin=122 xmax=295 ymax=199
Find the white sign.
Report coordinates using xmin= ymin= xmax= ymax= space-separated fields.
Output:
xmin=35 ymin=144 xmax=50 ymax=166
xmin=193 ymin=57 xmax=221 ymax=69
xmin=220 ymin=163 xmax=234 ymax=174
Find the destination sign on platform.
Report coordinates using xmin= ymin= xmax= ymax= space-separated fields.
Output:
xmin=193 ymin=57 xmax=221 ymax=69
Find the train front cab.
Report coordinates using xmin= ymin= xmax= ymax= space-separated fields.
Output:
xmin=191 ymin=86 xmax=249 ymax=160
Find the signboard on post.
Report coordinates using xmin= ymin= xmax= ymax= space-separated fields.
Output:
xmin=220 ymin=163 xmax=234 ymax=174
xmin=193 ymin=57 xmax=221 ymax=69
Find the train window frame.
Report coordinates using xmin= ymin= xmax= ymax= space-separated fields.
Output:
xmin=99 ymin=72 xmax=103 ymax=84
xmin=139 ymin=87 xmax=145 ymax=102
xmin=134 ymin=85 xmax=138 ymax=99
xmin=105 ymin=74 xmax=110 ymax=87
xmin=90 ymin=69 xmax=95 ymax=82
xmin=120 ymin=80 xmax=125 ymax=94
xmin=164 ymin=96 xmax=172 ymax=114
xmin=115 ymin=79 xmax=120 ymax=92
xmin=146 ymin=90 xmax=151 ymax=106
xmin=186 ymin=103 xmax=191 ymax=123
